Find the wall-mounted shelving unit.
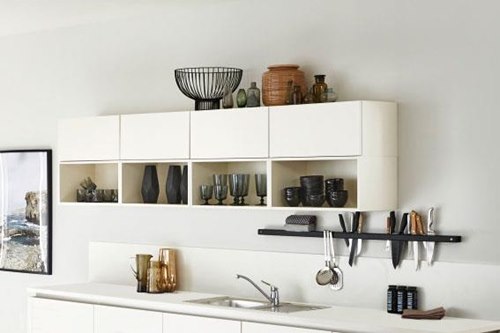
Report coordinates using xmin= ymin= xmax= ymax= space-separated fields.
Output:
xmin=57 ymin=101 xmax=398 ymax=211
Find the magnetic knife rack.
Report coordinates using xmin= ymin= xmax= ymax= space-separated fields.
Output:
xmin=257 ymin=229 xmax=462 ymax=243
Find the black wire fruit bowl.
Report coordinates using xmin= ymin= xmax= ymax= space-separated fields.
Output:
xmin=174 ymin=67 xmax=243 ymax=111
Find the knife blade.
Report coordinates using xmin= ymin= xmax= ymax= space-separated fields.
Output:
xmin=348 ymin=212 xmax=360 ymax=267
xmin=410 ymin=211 xmax=419 ymax=271
xmin=356 ymin=212 xmax=364 ymax=256
xmin=426 ymin=208 xmax=436 ymax=265
xmin=338 ymin=214 xmax=350 ymax=247
xmin=391 ymin=212 xmax=408 ymax=269
xmin=406 ymin=213 xmax=412 ymax=256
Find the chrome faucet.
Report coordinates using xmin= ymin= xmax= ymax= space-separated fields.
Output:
xmin=236 ymin=274 xmax=280 ymax=307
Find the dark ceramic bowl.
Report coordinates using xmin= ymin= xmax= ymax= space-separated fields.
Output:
xmin=283 ymin=187 xmax=301 ymax=207
xmin=326 ymin=190 xmax=348 ymax=208
xmin=325 ymin=178 xmax=344 ymax=192
xmin=303 ymin=194 xmax=325 ymax=207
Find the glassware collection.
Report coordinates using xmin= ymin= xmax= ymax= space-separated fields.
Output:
xmin=132 ymin=248 xmax=177 ymax=294
xmin=199 ymin=173 xmax=266 ymax=206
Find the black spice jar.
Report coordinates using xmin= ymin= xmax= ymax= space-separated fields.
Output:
xmin=387 ymin=285 xmax=397 ymax=313
xmin=406 ymin=286 xmax=418 ymax=310
xmin=396 ymin=286 xmax=407 ymax=314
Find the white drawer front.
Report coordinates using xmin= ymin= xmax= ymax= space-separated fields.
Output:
xmin=163 ymin=313 xmax=240 ymax=333
xmin=58 ymin=116 xmax=120 ymax=161
xmin=270 ymin=102 xmax=362 ymax=158
xmin=29 ymin=298 xmax=93 ymax=333
xmin=95 ymin=305 xmax=163 ymax=333
xmin=191 ymin=107 xmax=268 ymax=159
xmin=242 ymin=322 xmax=330 ymax=333
xmin=121 ymin=112 xmax=190 ymax=160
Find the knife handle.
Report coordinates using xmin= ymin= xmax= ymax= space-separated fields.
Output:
xmin=410 ymin=211 xmax=417 ymax=235
xmin=357 ymin=213 xmax=363 ymax=233
xmin=338 ymin=214 xmax=350 ymax=247
xmin=399 ymin=213 xmax=409 ymax=234
xmin=416 ymin=214 xmax=425 ymax=235
xmin=386 ymin=217 xmax=392 ymax=234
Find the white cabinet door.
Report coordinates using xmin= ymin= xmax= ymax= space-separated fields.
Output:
xmin=190 ymin=107 xmax=268 ymax=159
xmin=95 ymin=305 xmax=162 ymax=333
xmin=270 ymin=102 xmax=362 ymax=158
xmin=163 ymin=313 xmax=240 ymax=333
xmin=58 ymin=116 xmax=120 ymax=161
xmin=121 ymin=112 xmax=190 ymax=160
xmin=29 ymin=298 xmax=93 ymax=333
xmin=242 ymin=322 xmax=330 ymax=333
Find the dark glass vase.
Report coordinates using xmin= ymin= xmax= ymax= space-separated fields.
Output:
xmin=180 ymin=165 xmax=188 ymax=205
xmin=166 ymin=165 xmax=182 ymax=204
xmin=141 ymin=165 xmax=159 ymax=203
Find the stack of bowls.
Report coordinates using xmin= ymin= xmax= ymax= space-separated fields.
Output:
xmin=325 ymin=178 xmax=348 ymax=207
xmin=283 ymin=187 xmax=301 ymax=207
xmin=300 ymin=175 xmax=325 ymax=207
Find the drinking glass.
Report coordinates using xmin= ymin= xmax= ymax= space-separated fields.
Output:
xmin=214 ymin=185 xmax=228 ymax=205
xmin=213 ymin=174 xmax=228 ymax=186
xmin=239 ymin=174 xmax=250 ymax=205
xmin=199 ymin=185 xmax=213 ymax=205
xmin=229 ymin=174 xmax=241 ymax=205
xmin=255 ymin=174 xmax=267 ymax=206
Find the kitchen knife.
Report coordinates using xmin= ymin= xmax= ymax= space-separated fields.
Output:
xmin=396 ymin=213 xmax=409 ymax=266
xmin=410 ymin=211 xmax=419 ymax=270
xmin=385 ymin=216 xmax=392 ymax=252
xmin=348 ymin=212 xmax=360 ymax=267
xmin=426 ymin=208 xmax=436 ymax=265
xmin=391 ymin=212 xmax=408 ymax=269
xmin=356 ymin=212 xmax=364 ymax=256
xmin=338 ymin=214 xmax=350 ymax=247
xmin=406 ymin=213 xmax=413 ymax=256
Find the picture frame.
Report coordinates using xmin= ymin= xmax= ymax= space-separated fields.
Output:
xmin=0 ymin=149 xmax=52 ymax=275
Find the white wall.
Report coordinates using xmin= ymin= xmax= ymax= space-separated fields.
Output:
xmin=1 ymin=0 xmax=500 ymax=332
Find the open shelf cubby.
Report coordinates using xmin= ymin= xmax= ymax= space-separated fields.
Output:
xmin=271 ymin=159 xmax=357 ymax=209
xmin=59 ymin=162 xmax=119 ymax=203
xmin=191 ymin=160 xmax=268 ymax=206
xmin=121 ymin=162 xmax=188 ymax=205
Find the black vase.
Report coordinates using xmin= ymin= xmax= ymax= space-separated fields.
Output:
xmin=180 ymin=165 xmax=188 ymax=205
xmin=141 ymin=165 xmax=159 ymax=203
xmin=166 ymin=165 xmax=182 ymax=204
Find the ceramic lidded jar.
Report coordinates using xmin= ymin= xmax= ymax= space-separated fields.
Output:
xmin=262 ymin=64 xmax=306 ymax=106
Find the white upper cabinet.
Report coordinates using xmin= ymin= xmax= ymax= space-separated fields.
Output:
xmin=242 ymin=322 xmax=330 ymax=333
xmin=163 ymin=313 xmax=240 ymax=333
xmin=58 ymin=116 xmax=120 ymax=161
xmin=270 ymin=102 xmax=362 ymax=158
xmin=95 ymin=305 xmax=163 ymax=333
xmin=29 ymin=298 xmax=93 ymax=333
xmin=190 ymin=107 xmax=269 ymax=159
xmin=121 ymin=112 xmax=190 ymax=160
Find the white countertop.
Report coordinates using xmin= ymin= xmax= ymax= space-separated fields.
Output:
xmin=27 ymin=283 xmax=500 ymax=333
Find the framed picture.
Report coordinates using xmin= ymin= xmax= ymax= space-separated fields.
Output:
xmin=0 ymin=150 xmax=52 ymax=274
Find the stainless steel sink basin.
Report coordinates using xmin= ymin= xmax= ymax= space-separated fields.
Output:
xmin=187 ymin=296 xmax=268 ymax=309
xmin=186 ymin=296 xmax=328 ymax=313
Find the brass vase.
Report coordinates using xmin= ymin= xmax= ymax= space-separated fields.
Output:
xmin=158 ymin=248 xmax=177 ymax=292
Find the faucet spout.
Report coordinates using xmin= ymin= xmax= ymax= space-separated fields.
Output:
xmin=236 ymin=274 xmax=279 ymax=307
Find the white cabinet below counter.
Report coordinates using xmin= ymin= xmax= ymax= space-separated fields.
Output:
xmin=95 ymin=305 xmax=162 ymax=333
xmin=29 ymin=298 xmax=93 ymax=333
xmin=163 ymin=313 xmax=240 ymax=333
xmin=243 ymin=322 xmax=333 ymax=333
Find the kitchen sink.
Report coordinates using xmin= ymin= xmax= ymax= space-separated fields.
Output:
xmin=186 ymin=296 xmax=328 ymax=313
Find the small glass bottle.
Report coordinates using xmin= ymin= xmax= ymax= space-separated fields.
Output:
xmin=292 ymin=85 xmax=302 ymax=105
xmin=387 ymin=285 xmax=397 ymax=313
xmin=406 ymin=286 xmax=418 ymax=310
xmin=326 ymin=87 xmax=337 ymax=102
xmin=236 ymin=89 xmax=247 ymax=108
xmin=396 ymin=286 xmax=407 ymax=314
xmin=312 ymin=74 xmax=328 ymax=103
xmin=246 ymin=82 xmax=261 ymax=107
xmin=222 ymin=84 xmax=234 ymax=108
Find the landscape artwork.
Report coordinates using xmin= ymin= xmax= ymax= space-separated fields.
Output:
xmin=0 ymin=150 xmax=52 ymax=274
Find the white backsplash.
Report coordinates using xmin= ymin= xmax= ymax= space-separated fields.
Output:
xmin=89 ymin=241 xmax=500 ymax=321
